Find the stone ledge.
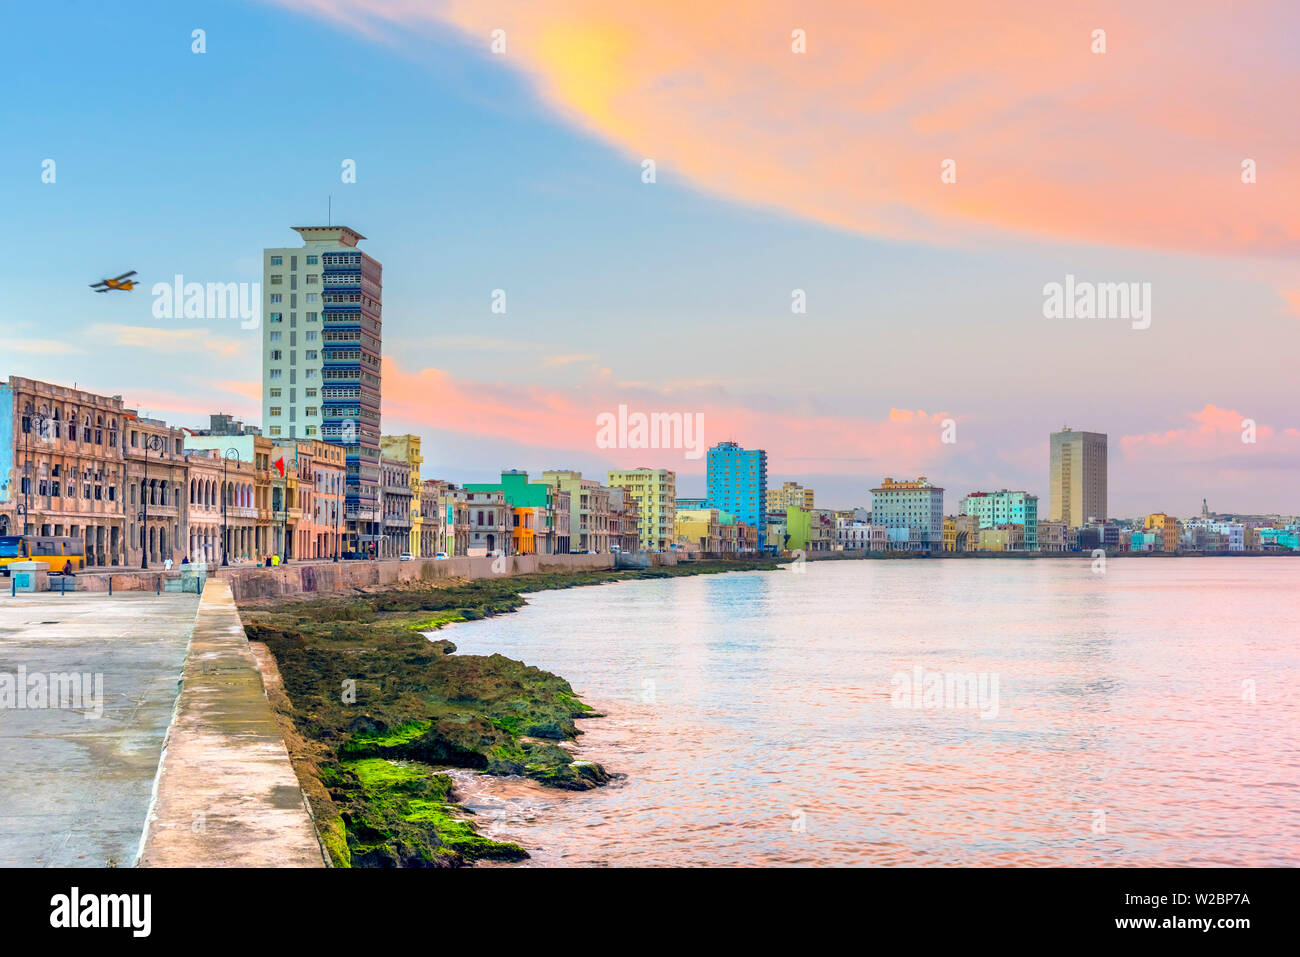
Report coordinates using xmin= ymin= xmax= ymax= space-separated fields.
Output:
xmin=138 ymin=578 xmax=326 ymax=867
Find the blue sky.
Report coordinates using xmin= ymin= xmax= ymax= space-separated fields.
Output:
xmin=3 ymin=0 xmax=1297 ymax=515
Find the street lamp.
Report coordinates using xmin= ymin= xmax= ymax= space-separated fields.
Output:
xmin=221 ymin=448 xmax=240 ymax=566
xmin=22 ymin=408 xmax=49 ymax=537
xmin=139 ymin=434 xmax=163 ymax=569
xmin=279 ymin=498 xmax=288 ymax=565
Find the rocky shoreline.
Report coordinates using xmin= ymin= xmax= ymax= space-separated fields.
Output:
xmin=239 ymin=558 xmax=780 ymax=866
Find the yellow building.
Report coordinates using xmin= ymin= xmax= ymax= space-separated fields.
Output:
xmin=606 ymin=468 xmax=676 ymax=551
xmin=766 ymin=481 xmax=814 ymax=511
xmin=976 ymin=524 xmax=1024 ymax=552
xmin=675 ymin=508 xmax=721 ymax=553
xmin=381 ymin=434 xmax=425 ymax=556
xmin=943 ymin=515 xmax=979 ymax=552
xmin=1144 ymin=512 xmax=1180 ymax=553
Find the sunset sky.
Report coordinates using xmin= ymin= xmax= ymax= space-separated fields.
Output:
xmin=4 ymin=0 xmax=1298 ymax=515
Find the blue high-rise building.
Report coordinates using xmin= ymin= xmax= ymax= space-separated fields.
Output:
xmin=316 ymin=229 xmax=383 ymax=553
xmin=706 ymin=441 xmax=768 ymax=546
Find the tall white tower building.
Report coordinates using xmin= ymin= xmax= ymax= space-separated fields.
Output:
xmin=261 ymin=226 xmax=382 ymax=551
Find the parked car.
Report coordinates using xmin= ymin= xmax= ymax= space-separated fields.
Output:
xmin=400 ymin=552 xmax=414 ymax=561
xmin=434 ymin=552 xmax=449 ymax=560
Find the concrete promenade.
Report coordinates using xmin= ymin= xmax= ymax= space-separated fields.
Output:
xmin=0 ymin=592 xmax=197 ymax=866
xmin=139 ymin=578 xmax=325 ymax=867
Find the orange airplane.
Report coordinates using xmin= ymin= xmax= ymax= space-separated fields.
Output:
xmin=90 ymin=270 xmax=138 ymax=292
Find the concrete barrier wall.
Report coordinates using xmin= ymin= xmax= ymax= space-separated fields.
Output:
xmin=211 ymin=552 xmax=617 ymax=601
xmin=139 ymin=578 xmax=326 ymax=867
xmin=65 ymin=552 xmax=687 ymax=600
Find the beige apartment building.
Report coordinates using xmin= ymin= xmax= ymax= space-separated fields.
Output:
xmin=542 ymin=470 xmax=610 ymax=552
xmin=767 ymin=480 xmax=815 ymax=511
xmin=607 ymin=487 xmax=642 ymax=552
xmin=1049 ymin=428 xmax=1108 ymax=527
xmin=123 ymin=411 xmax=191 ymax=567
xmin=183 ymin=448 xmax=225 ymax=563
xmin=1 ymin=377 xmax=128 ymax=566
xmin=943 ymin=514 xmax=979 ymax=552
xmin=381 ymin=434 xmax=425 ymax=556
xmin=380 ymin=455 xmax=413 ymax=558
xmin=310 ymin=439 xmax=346 ymax=559
xmin=606 ymin=467 xmax=676 ymax=550
xmin=181 ymin=433 xmax=265 ymax=562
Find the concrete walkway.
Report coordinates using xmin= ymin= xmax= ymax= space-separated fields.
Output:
xmin=0 ymin=591 xmax=197 ymax=867
xmin=138 ymin=579 xmax=326 ymax=867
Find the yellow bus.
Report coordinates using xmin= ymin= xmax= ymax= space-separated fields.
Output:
xmin=0 ymin=535 xmax=87 ymax=576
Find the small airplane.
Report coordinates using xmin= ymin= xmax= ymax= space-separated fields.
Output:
xmin=90 ymin=271 xmax=138 ymax=292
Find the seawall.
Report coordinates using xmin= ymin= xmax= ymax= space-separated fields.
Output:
xmin=138 ymin=578 xmax=327 ymax=867
xmin=66 ymin=553 xmax=620 ymax=601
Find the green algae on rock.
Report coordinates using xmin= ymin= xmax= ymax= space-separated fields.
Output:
xmin=241 ymin=559 xmax=779 ymax=866
xmin=331 ymin=758 xmax=527 ymax=867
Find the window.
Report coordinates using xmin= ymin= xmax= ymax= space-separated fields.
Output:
xmin=305 ymin=293 xmax=318 ymax=303
xmin=270 ymin=312 xmax=283 ymax=323
xmin=270 ymin=350 xmax=282 ymax=361
xmin=306 ymin=255 xmax=318 ymax=265
xmin=306 ymin=350 xmax=317 ymax=360
xmin=269 ymin=426 xmax=281 ymax=437
xmin=270 ymin=293 xmax=282 ymax=304
xmin=306 ymin=426 xmax=317 ymax=436
xmin=270 ymin=256 xmax=282 ymax=266
xmin=305 ymin=407 xmax=317 ymax=417
xmin=270 ymin=407 xmax=282 ymax=417
xmin=270 ymin=274 xmax=283 ymax=285
xmin=269 ymin=388 xmax=281 ymax=398
xmin=269 ymin=369 xmax=283 ymax=380
xmin=305 ymin=331 xmax=318 ymax=342
xmin=270 ymin=331 xmax=282 ymax=342
xmin=305 ymin=369 xmax=317 ymax=379
xmin=306 ymin=312 xmax=318 ymax=322
xmin=306 ymin=275 xmax=318 ymax=284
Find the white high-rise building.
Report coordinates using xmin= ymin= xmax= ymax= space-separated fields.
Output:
xmin=261 ymin=226 xmax=382 ymax=551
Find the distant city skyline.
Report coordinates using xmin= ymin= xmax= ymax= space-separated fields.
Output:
xmin=5 ymin=1 xmax=1298 ymax=518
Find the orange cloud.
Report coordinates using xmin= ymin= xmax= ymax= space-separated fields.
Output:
xmin=266 ymin=0 xmax=1300 ymax=256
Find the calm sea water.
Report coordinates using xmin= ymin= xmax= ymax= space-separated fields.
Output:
xmin=442 ymin=558 xmax=1300 ymax=866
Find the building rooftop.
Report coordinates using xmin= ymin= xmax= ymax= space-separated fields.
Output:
xmin=291 ymin=225 xmax=366 ymax=246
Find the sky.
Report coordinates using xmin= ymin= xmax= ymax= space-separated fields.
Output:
xmin=3 ymin=0 xmax=1298 ymax=516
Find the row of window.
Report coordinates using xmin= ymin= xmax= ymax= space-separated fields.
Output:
xmin=268 ymin=311 xmax=320 ymax=324
xmin=268 ymin=331 xmax=319 ymax=342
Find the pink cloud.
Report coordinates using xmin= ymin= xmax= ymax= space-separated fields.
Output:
xmin=265 ymin=0 xmax=1300 ymax=257
xmin=381 ymin=357 xmax=951 ymax=475
xmin=1120 ymin=404 xmax=1294 ymax=462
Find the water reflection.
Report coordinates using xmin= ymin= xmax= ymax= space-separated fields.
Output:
xmin=444 ymin=558 xmax=1300 ymax=866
